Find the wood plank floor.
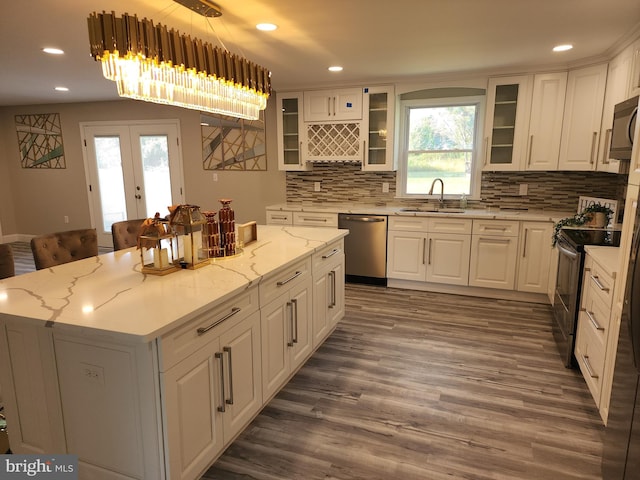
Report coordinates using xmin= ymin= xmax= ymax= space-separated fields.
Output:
xmin=202 ymin=284 xmax=604 ymax=480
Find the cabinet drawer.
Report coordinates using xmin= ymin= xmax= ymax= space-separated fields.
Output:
xmin=259 ymin=257 xmax=312 ymax=306
xmin=293 ymin=212 xmax=338 ymax=227
xmin=584 ymin=259 xmax=615 ymax=307
xmin=428 ymin=217 xmax=472 ymax=234
xmin=312 ymin=239 xmax=344 ymax=272
xmin=575 ymin=314 xmax=606 ymax=406
xmin=266 ymin=210 xmax=293 ymax=225
xmin=579 ymin=288 xmax=611 ymax=351
xmin=159 ymin=287 xmax=260 ymax=371
xmin=388 ymin=216 xmax=429 ymax=232
xmin=472 ymin=219 xmax=519 ymax=236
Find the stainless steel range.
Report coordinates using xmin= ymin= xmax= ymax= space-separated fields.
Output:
xmin=553 ymin=228 xmax=621 ymax=367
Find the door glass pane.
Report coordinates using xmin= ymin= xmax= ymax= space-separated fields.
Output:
xmin=139 ymin=135 xmax=172 ymax=217
xmin=94 ymin=136 xmax=127 ymax=232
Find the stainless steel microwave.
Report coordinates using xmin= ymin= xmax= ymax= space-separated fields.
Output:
xmin=609 ymin=95 xmax=638 ymax=160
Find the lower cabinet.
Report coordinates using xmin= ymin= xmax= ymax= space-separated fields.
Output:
xmin=312 ymin=246 xmax=345 ymax=348
xmin=426 ymin=233 xmax=471 ymax=286
xmin=469 ymin=220 xmax=519 ymax=290
xmin=517 ymin=221 xmax=553 ymax=293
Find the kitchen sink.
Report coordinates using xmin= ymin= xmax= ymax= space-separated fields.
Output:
xmin=399 ymin=207 xmax=465 ymax=213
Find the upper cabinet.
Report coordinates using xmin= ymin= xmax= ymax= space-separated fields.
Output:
xmin=483 ymin=76 xmax=532 ymax=171
xmin=275 ymin=92 xmax=310 ymax=171
xmin=303 ymin=88 xmax=363 ymax=121
xmin=526 ymin=72 xmax=567 ymax=170
xmin=362 ymin=85 xmax=396 ymax=171
xmin=558 ymin=63 xmax=608 ymax=171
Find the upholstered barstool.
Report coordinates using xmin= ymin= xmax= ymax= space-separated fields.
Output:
xmin=111 ymin=219 xmax=145 ymax=251
xmin=0 ymin=244 xmax=15 ymax=279
xmin=30 ymin=228 xmax=98 ymax=270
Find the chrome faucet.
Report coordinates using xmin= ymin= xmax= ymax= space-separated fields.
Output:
xmin=428 ymin=178 xmax=445 ymax=207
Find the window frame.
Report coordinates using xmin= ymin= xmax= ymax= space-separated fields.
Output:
xmin=396 ymin=95 xmax=485 ymax=200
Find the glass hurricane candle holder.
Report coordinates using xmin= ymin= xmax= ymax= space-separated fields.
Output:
xmin=138 ymin=220 xmax=179 ymax=275
xmin=169 ymin=204 xmax=210 ymax=269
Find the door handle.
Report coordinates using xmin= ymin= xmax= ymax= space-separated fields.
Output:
xmin=291 ymin=298 xmax=299 ymax=344
xmin=223 ymin=346 xmax=234 ymax=405
xmin=215 ymin=351 xmax=226 ymax=412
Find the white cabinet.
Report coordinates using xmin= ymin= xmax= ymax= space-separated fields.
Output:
xmin=293 ymin=211 xmax=338 ymax=227
xmin=312 ymin=240 xmax=345 ymax=348
xmin=526 ymin=72 xmax=567 ymax=170
xmin=362 ymin=85 xmax=396 ymax=171
xmin=598 ymin=47 xmax=633 ymax=173
xmin=303 ymin=88 xmax=363 ymax=121
xmin=387 ymin=216 xmax=471 ymax=286
xmin=483 ymin=75 xmax=532 ymax=171
xmin=516 ymin=221 xmax=553 ymax=294
xmin=558 ymin=63 xmax=608 ymax=170
xmin=260 ymin=259 xmax=313 ymax=402
xmin=266 ymin=210 xmax=293 ymax=225
xmin=276 ymin=92 xmax=310 ymax=171
xmin=469 ymin=220 xmax=519 ymax=290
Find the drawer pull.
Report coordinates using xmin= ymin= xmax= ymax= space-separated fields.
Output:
xmin=585 ymin=309 xmax=604 ymax=331
xmin=484 ymin=226 xmax=508 ymax=231
xmin=271 ymin=215 xmax=289 ymax=220
xmin=301 ymin=217 xmax=328 ymax=222
xmin=322 ymin=248 xmax=340 ymax=259
xmin=590 ymin=274 xmax=610 ymax=292
xmin=582 ymin=354 xmax=599 ymax=379
xmin=197 ymin=307 xmax=241 ymax=336
xmin=277 ymin=270 xmax=303 ymax=286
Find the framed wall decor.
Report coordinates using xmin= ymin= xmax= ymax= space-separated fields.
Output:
xmin=201 ymin=112 xmax=266 ymax=171
xmin=15 ymin=113 xmax=66 ymax=168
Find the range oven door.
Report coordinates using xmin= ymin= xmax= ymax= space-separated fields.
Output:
xmin=553 ymin=235 xmax=582 ymax=367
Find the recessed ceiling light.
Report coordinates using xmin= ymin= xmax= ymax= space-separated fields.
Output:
xmin=553 ymin=44 xmax=573 ymax=52
xmin=43 ymin=47 xmax=64 ymax=55
xmin=256 ymin=23 xmax=277 ymax=31
xmin=328 ymin=66 xmax=343 ymax=72
xmin=54 ymin=86 xmax=69 ymax=92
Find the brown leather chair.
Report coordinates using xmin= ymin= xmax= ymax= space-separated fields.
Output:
xmin=111 ymin=219 xmax=145 ymax=251
xmin=0 ymin=244 xmax=15 ymax=279
xmin=30 ymin=228 xmax=98 ymax=270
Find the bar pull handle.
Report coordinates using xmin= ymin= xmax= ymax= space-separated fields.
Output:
xmin=215 ymin=352 xmax=226 ymax=412
xmin=197 ymin=307 xmax=241 ymax=335
xmin=422 ymin=238 xmax=427 ymax=265
xmin=291 ymin=298 xmax=299 ymax=344
xmin=428 ymin=238 xmax=432 ymax=265
xmin=301 ymin=217 xmax=328 ymax=222
xmin=590 ymin=274 xmax=609 ymax=292
xmin=483 ymin=137 xmax=489 ymax=166
xmin=527 ymin=135 xmax=534 ymax=166
xmin=602 ymin=128 xmax=612 ymax=165
xmin=589 ymin=131 xmax=598 ymax=165
xmin=277 ymin=271 xmax=303 ymax=286
xmin=522 ymin=228 xmax=528 ymax=258
xmin=582 ymin=354 xmax=598 ymax=379
xmin=322 ymin=248 xmax=340 ymax=259
xmin=328 ymin=270 xmax=336 ymax=308
xmin=584 ymin=309 xmax=604 ymax=331
xmin=223 ymin=346 xmax=234 ymax=405
xmin=287 ymin=301 xmax=294 ymax=347
xmin=271 ymin=215 xmax=289 ymax=220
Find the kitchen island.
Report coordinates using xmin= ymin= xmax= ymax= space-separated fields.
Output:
xmin=0 ymin=225 xmax=347 ymax=480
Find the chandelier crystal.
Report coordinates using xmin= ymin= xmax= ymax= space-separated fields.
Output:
xmin=87 ymin=11 xmax=271 ymax=120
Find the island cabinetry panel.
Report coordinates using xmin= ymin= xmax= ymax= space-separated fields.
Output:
xmin=260 ymin=259 xmax=313 ymax=402
xmin=469 ymin=220 xmax=519 ymax=290
xmin=516 ymin=221 xmax=553 ymax=294
xmin=312 ymin=240 xmax=345 ymax=348
xmin=558 ymin=63 xmax=608 ymax=170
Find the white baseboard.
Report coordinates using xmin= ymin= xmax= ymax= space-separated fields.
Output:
xmin=1 ymin=234 xmax=35 ymax=243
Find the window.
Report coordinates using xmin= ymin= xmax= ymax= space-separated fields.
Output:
xmin=397 ymin=95 xmax=484 ymax=198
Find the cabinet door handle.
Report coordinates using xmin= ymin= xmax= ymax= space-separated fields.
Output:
xmin=584 ymin=309 xmax=604 ymax=331
xmin=589 ymin=132 xmax=598 ymax=165
xmin=277 ymin=270 xmax=303 ymax=286
xmin=602 ymin=128 xmax=612 ymax=165
xmin=522 ymin=228 xmax=528 ymax=258
xmin=322 ymin=248 xmax=340 ymax=259
xmin=287 ymin=301 xmax=294 ymax=347
xmin=327 ymin=97 xmax=331 ymax=116
xmin=328 ymin=270 xmax=336 ymax=308
xmin=527 ymin=135 xmax=534 ymax=166
xmin=333 ymin=96 xmax=336 ymax=116
xmin=590 ymin=274 xmax=610 ymax=292
xmin=428 ymin=238 xmax=432 ymax=265
xmin=422 ymin=238 xmax=427 ymax=265
xmin=291 ymin=298 xmax=299 ymax=344
xmin=483 ymin=137 xmax=489 ymax=166
xmin=197 ymin=307 xmax=241 ymax=336
xmin=215 ymin=351 xmax=226 ymax=412
xmin=582 ymin=354 xmax=599 ymax=379
xmin=223 ymin=346 xmax=234 ymax=405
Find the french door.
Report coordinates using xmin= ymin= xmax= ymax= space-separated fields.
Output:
xmin=82 ymin=121 xmax=184 ymax=247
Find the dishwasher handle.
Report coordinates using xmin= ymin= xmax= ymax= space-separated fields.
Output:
xmin=340 ymin=216 xmax=386 ymax=223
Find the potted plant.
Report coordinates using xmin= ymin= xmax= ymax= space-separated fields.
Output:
xmin=552 ymin=203 xmax=614 ymax=246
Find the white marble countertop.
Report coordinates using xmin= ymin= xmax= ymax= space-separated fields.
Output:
xmin=585 ymin=245 xmax=621 ymax=278
xmin=266 ymin=203 xmax=572 ymax=223
xmin=0 ymin=226 xmax=348 ymax=343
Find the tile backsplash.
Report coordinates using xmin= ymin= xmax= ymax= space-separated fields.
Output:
xmin=286 ymin=164 xmax=627 ymax=217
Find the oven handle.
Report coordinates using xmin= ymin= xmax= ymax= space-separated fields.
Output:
xmin=556 ymin=241 xmax=578 ymax=259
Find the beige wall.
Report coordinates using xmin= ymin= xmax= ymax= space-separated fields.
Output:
xmin=0 ymin=98 xmax=285 ymax=239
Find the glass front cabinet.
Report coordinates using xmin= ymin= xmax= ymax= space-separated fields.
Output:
xmin=483 ymin=76 xmax=532 ymax=171
xmin=276 ymin=91 xmax=310 ymax=171
xmin=362 ymin=85 xmax=396 ymax=171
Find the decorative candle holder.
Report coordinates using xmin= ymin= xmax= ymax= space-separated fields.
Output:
xmin=169 ymin=204 xmax=210 ymax=269
xmin=218 ymin=198 xmax=236 ymax=256
xmin=202 ymin=210 xmax=224 ymax=258
xmin=138 ymin=219 xmax=179 ymax=275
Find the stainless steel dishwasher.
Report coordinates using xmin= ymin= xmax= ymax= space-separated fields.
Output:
xmin=338 ymin=214 xmax=387 ymax=285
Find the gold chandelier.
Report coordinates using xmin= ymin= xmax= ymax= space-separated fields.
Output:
xmin=87 ymin=8 xmax=271 ymax=120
